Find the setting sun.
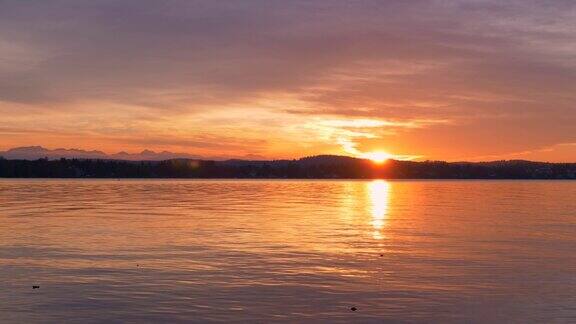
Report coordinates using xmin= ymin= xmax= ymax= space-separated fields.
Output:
xmin=362 ymin=151 xmax=393 ymax=164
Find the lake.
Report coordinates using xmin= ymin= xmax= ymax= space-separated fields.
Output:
xmin=1 ymin=180 xmax=575 ymax=323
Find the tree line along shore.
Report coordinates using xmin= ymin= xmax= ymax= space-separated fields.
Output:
xmin=1 ymin=155 xmax=575 ymax=179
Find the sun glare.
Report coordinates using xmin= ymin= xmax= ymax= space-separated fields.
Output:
xmin=362 ymin=151 xmax=392 ymax=164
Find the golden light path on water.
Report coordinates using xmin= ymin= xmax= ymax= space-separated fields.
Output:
xmin=368 ymin=180 xmax=391 ymax=240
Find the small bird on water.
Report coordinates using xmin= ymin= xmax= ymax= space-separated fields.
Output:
xmin=32 ymin=285 xmax=40 ymax=289
xmin=350 ymin=307 xmax=357 ymax=311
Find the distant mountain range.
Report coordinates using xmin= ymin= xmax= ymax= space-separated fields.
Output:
xmin=0 ymin=146 xmax=205 ymax=161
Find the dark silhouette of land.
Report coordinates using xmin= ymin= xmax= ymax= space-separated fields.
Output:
xmin=1 ymin=155 xmax=575 ymax=179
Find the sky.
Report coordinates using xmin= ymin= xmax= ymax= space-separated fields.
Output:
xmin=0 ymin=0 xmax=575 ymax=161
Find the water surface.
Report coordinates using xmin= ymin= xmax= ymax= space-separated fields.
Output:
xmin=1 ymin=180 xmax=575 ymax=323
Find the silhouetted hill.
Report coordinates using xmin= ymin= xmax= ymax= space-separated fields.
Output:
xmin=297 ymin=155 xmax=362 ymax=165
xmin=0 ymin=155 xmax=574 ymax=179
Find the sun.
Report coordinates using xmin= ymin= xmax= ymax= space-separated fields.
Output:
xmin=362 ymin=151 xmax=392 ymax=164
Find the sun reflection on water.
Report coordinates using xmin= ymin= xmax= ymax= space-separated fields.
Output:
xmin=368 ymin=180 xmax=391 ymax=240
